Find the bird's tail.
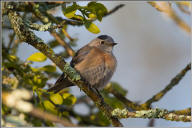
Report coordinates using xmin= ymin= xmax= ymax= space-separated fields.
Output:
xmin=47 ymin=73 xmax=74 ymax=93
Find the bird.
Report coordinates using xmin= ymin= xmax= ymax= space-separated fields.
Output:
xmin=48 ymin=35 xmax=117 ymax=93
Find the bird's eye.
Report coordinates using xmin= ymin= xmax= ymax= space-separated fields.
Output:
xmin=100 ymin=40 xmax=105 ymax=45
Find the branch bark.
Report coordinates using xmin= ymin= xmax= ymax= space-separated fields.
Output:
xmin=112 ymin=108 xmax=191 ymax=122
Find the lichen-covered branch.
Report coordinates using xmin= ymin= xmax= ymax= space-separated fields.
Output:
xmin=7 ymin=7 xmax=123 ymax=127
xmin=112 ymin=108 xmax=191 ymax=122
xmin=170 ymin=108 xmax=191 ymax=116
xmin=29 ymin=2 xmax=75 ymax=57
xmin=142 ymin=63 xmax=191 ymax=108
xmin=148 ymin=2 xmax=191 ymax=34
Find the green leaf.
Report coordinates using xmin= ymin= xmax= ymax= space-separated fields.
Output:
xmin=87 ymin=2 xmax=107 ymax=21
xmin=62 ymin=3 xmax=79 ymax=19
xmin=40 ymin=65 xmax=56 ymax=72
xmin=85 ymin=21 xmax=100 ymax=34
xmin=27 ymin=52 xmax=47 ymax=62
xmin=50 ymin=93 xmax=63 ymax=105
xmin=63 ymin=93 xmax=77 ymax=105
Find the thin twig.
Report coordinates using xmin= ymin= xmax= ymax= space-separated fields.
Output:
xmin=142 ymin=63 xmax=191 ymax=108
xmin=51 ymin=32 xmax=75 ymax=56
xmin=30 ymin=108 xmax=77 ymax=126
xmin=104 ymin=4 xmax=125 ymax=17
xmin=177 ymin=4 xmax=190 ymax=15
xmin=148 ymin=2 xmax=191 ymax=34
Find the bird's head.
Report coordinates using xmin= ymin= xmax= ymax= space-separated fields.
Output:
xmin=89 ymin=35 xmax=117 ymax=53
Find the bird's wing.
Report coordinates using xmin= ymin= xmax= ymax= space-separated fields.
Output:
xmin=47 ymin=73 xmax=74 ymax=93
xmin=70 ymin=45 xmax=92 ymax=67
xmin=74 ymin=47 xmax=113 ymax=88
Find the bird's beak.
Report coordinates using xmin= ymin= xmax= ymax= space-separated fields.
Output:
xmin=112 ymin=43 xmax=118 ymax=46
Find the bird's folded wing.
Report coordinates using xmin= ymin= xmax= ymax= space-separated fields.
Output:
xmin=74 ymin=47 xmax=112 ymax=87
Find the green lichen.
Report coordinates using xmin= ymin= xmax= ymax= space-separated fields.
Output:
xmin=63 ymin=63 xmax=81 ymax=81
xmin=135 ymin=108 xmax=168 ymax=118
xmin=26 ymin=22 xmax=53 ymax=31
xmin=112 ymin=108 xmax=128 ymax=118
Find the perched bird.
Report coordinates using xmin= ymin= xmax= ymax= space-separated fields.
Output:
xmin=48 ymin=35 xmax=117 ymax=93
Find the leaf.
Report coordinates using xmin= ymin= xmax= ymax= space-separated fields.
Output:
xmin=85 ymin=21 xmax=100 ymax=34
xmin=8 ymin=55 xmax=18 ymax=62
xmin=87 ymin=2 xmax=107 ymax=21
xmin=50 ymin=93 xmax=63 ymax=105
xmin=31 ymin=67 xmax=39 ymax=72
xmin=27 ymin=52 xmax=47 ymax=62
xmin=40 ymin=65 xmax=56 ymax=72
xmin=63 ymin=93 xmax=77 ymax=105
xmin=33 ymin=75 xmax=48 ymax=88
xmin=65 ymin=10 xmax=76 ymax=18
xmin=88 ymin=13 xmax=97 ymax=19
xmin=43 ymin=100 xmax=57 ymax=114
xmin=62 ymin=3 xmax=79 ymax=18
xmin=73 ymin=15 xmax=84 ymax=20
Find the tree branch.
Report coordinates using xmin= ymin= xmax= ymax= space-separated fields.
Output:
xmin=112 ymin=108 xmax=191 ymax=122
xmin=104 ymin=4 xmax=125 ymax=17
xmin=142 ymin=63 xmax=191 ymax=108
xmin=170 ymin=108 xmax=191 ymax=116
xmin=7 ymin=7 xmax=123 ymax=127
xmin=148 ymin=2 xmax=191 ymax=34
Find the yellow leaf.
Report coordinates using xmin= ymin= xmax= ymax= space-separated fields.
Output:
xmin=64 ymin=10 xmax=76 ymax=18
xmin=63 ymin=93 xmax=77 ymax=105
xmin=43 ymin=100 xmax=58 ymax=114
xmin=73 ymin=15 xmax=84 ymax=20
xmin=27 ymin=52 xmax=47 ymax=62
xmin=85 ymin=22 xmax=100 ymax=34
xmin=63 ymin=93 xmax=71 ymax=99
xmin=88 ymin=13 xmax=97 ymax=19
xmin=50 ymin=93 xmax=63 ymax=105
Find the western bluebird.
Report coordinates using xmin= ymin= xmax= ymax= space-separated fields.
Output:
xmin=48 ymin=35 xmax=117 ymax=93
